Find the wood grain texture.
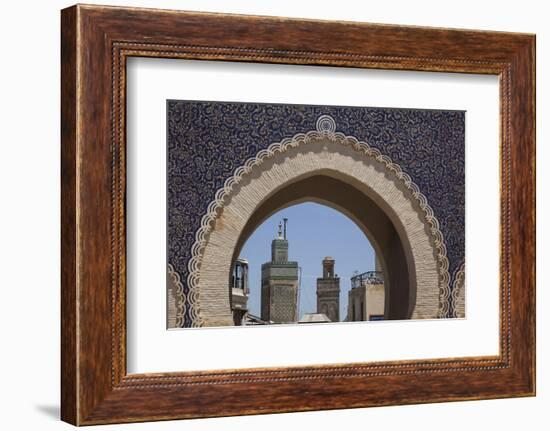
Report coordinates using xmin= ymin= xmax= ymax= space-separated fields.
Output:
xmin=60 ymin=4 xmax=536 ymax=425
xmin=60 ymin=5 xmax=78 ymax=425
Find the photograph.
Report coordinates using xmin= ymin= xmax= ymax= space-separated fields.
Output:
xmin=166 ymin=101 xmax=466 ymax=328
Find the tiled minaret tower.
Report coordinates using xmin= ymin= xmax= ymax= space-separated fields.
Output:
xmin=261 ymin=219 xmax=299 ymax=323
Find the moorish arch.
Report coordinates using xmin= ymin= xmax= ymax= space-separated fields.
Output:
xmin=178 ymin=116 xmax=451 ymax=327
xmin=228 ymin=176 xmax=412 ymax=319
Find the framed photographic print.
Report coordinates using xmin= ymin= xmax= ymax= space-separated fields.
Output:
xmin=61 ymin=4 xmax=535 ymax=425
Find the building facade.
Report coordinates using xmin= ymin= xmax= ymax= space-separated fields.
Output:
xmin=347 ymin=270 xmax=385 ymax=321
xmin=230 ymin=258 xmax=249 ymax=326
xmin=316 ymin=257 xmax=341 ymax=322
xmin=261 ymin=219 xmax=300 ymax=323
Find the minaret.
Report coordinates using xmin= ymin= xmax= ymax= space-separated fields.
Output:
xmin=261 ymin=218 xmax=299 ymax=323
xmin=316 ymin=257 xmax=340 ymax=322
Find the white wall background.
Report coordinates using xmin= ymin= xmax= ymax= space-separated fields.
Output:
xmin=0 ymin=0 xmax=546 ymax=429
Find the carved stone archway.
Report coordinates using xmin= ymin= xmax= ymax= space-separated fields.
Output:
xmin=175 ymin=116 xmax=451 ymax=327
xmin=228 ymin=176 xmax=412 ymax=321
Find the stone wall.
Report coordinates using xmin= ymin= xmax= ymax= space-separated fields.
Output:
xmin=366 ymin=284 xmax=385 ymax=320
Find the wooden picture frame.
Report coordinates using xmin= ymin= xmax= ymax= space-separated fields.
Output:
xmin=61 ymin=4 xmax=535 ymax=425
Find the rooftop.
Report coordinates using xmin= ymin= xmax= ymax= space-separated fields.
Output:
xmin=298 ymin=313 xmax=332 ymax=323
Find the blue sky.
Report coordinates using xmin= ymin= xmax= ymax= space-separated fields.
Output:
xmin=239 ymin=202 xmax=376 ymax=320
